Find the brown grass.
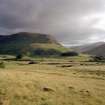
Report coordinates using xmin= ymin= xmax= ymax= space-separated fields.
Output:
xmin=0 ymin=59 xmax=105 ymax=105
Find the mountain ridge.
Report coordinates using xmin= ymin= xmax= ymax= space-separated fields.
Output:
xmin=72 ymin=42 xmax=105 ymax=57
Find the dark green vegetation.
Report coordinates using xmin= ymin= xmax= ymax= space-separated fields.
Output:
xmin=61 ymin=51 xmax=79 ymax=57
xmin=0 ymin=32 xmax=68 ymax=56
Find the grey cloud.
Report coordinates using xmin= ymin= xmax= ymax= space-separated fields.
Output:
xmin=0 ymin=0 xmax=105 ymax=45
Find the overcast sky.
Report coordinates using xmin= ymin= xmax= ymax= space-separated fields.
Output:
xmin=0 ymin=0 xmax=105 ymax=46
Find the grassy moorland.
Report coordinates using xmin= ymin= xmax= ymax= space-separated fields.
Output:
xmin=0 ymin=55 xmax=105 ymax=105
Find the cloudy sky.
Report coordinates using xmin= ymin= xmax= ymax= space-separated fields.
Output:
xmin=0 ymin=0 xmax=105 ymax=46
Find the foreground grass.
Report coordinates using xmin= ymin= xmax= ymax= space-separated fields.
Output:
xmin=0 ymin=59 xmax=105 ymax=105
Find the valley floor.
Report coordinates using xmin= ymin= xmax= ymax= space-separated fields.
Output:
xmin=0 ymin=59 xmax=105 ymax=105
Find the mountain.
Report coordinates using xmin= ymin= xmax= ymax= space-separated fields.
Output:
xmin=0 ymin=32 xmax=67 ymax=56
xmin=83 ymin=43 xmax=105 ymax=57
xmin=71 ymin=42 xmax=105 ymax=57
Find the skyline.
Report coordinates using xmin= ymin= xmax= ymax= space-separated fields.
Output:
xmin=0 ymin=0 xmax=105 ymax=45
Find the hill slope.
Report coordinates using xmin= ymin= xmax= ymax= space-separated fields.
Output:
xmin=0 ymin=32 xmax=67 ymax=56
xmin=84 ymin=43 xmax=105 ymax=57
xmin=72 ymin=42 xmax=105 ymax=57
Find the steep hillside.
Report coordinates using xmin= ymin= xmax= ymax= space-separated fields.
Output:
xmin=72 ymin=42 xmax=105 ymax=53
xmin=0 ymin=32 xmax=67 ymax=56
xmin=84 ymin=44 xmax=105 ymax=57
xmin=72 ymin=42 xmax=105 ymax=57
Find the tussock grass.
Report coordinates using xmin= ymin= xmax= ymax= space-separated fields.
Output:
xmin=0 ymin=58 xmax=105 ymax=105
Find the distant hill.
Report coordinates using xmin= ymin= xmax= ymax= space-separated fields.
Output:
xmin=0 ymin=32 xmax=67 ymax=56
xmin=71 ymin=42 xmax=105 ymax=57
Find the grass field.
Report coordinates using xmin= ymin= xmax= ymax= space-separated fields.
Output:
xmin=0 ymin=56 xmax=105 ymax=105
